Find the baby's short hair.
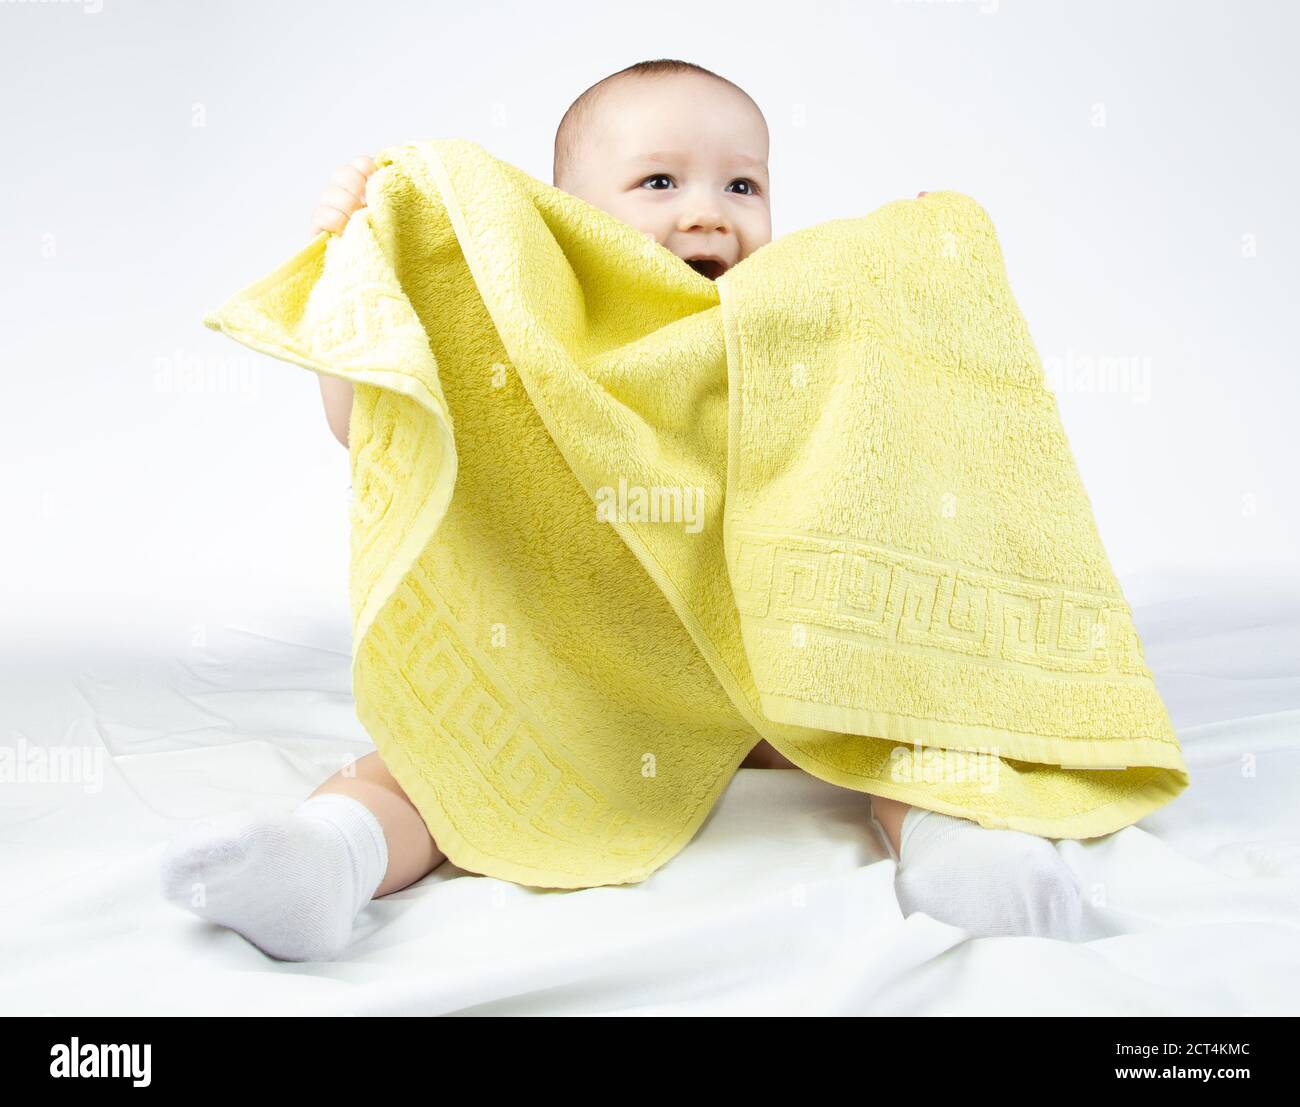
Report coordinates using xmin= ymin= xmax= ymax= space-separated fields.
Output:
xmin=552 ymin=58 xmax=758 ymax=192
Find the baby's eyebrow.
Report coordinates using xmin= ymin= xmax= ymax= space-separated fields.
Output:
xmin=629 ymin=150 xmax=689 ymax=164
xmin=630 ymin=150 xmax=768 ymax=173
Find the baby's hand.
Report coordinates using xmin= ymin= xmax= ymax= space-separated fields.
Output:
xmin=310 ymin=155 xmax=377 ymax=237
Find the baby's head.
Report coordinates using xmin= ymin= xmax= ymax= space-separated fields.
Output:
xmin=553 ymin=60 xmax=771 ymax=280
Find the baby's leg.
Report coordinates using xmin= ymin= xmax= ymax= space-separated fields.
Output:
xmin=869 ymin=793 xmax=1096 ymax=941
xmin=159 ymin=752 xmax=444 ymax=961
xmin=309 ymin=751 xmax=445 ymax=896
xmin=740 ymin=738 xmax=799 ymax=770
xmin=869 ymin=793 xmax=909 ymax=857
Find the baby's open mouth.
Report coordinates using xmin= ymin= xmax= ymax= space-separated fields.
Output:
xmin=685 ymin=256 xmax=727 ymax=280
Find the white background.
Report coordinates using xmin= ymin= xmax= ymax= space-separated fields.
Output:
xmin=2 ymin=0 xmax=1297 ymax=650
xmin=3 ymin=0 xmax=1299 ymax=1018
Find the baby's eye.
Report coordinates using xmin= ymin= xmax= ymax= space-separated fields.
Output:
xmin=641 ymin=174 xmax=674 ymax=190
xmin=728 ymin=178 xmax=760 ymax=196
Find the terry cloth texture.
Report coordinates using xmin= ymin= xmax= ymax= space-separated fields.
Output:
xmin=203 ymin=139 xmax=1189 ymax=888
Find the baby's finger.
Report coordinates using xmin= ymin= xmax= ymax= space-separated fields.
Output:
xmin=330 ymin=164 xmax=370 ymax=204
xmin=350 ymin=155 xmax=378 ymax=178
xmin=319 ymin=183 xmax=364 ymax=214
xmin=917 ymin=190 xmax=930 ymax=198
xmin=311 ymin=204 xmax=349 ymax=236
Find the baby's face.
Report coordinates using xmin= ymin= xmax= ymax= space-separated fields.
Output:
xmin=565 ymin=74 xmax=771 ymax=280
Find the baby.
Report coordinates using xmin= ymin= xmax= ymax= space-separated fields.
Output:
xmin=162 ymin=59 xmax=1090 ymax=962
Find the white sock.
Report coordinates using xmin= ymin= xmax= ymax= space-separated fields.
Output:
xmin=159 ymin=793 xmax=389 ymax=962
xmin=888 ymin=803 xmax=1092 ymax=941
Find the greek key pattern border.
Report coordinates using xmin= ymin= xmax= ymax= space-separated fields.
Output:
xmin=729 ymin=526 xmax=1150 ymax=677
xmin=366 ymin=557 xmax=663 ymax=857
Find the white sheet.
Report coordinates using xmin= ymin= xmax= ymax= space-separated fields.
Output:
xmin=2 ymin=568 xmax=1298 ymax=1016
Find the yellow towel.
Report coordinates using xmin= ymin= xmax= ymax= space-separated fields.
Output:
xmin=204 ymin=138 xmax=1189 ymax=888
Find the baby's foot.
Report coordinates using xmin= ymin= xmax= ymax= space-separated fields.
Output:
xmin=159 ymin=793 xmax=388 ymax=962
xmin=890 ymin=807 xmax=1091 ymax=941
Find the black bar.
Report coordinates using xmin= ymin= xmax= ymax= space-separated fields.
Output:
xmin=0 ymin=1015 xmax=1287 ymax=1092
